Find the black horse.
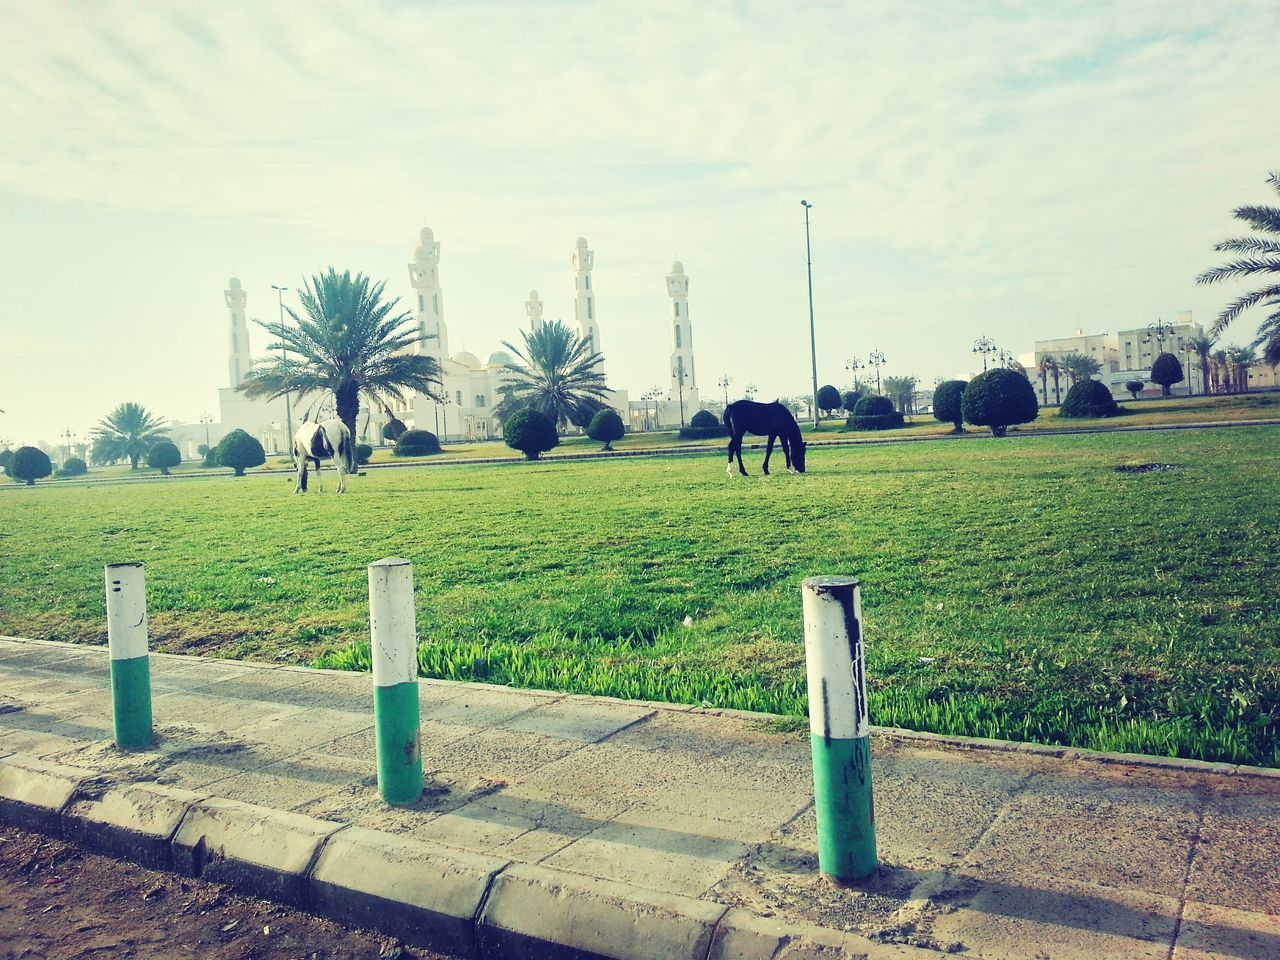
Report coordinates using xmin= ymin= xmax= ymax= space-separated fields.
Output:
xmin=723 ymin=400 xmax=807 ymax=476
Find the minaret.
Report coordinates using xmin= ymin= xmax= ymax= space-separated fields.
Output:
xmin=225 ymin=277 xmax=252 ymax=387
xmin=572 ymin=236 xmax=603 ymax=372
xmin=408 ymin=226 xmax=449 ymax=361
xmin=525 ymin=289 xmax=544 ymax=332
xmin=666 ymin=261 xmax=698 ymax=402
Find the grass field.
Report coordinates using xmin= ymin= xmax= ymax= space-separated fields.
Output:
xmin=2 ymin=425 xmax=1277 ymax=766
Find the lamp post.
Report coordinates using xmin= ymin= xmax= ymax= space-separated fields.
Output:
xmin=972 ymin=335 xmax=997 ymax=372
xmin=60 ymin=428 xmax=75 ymax=464
xmin=271 ymin=284 xmax=294 ymax=451
xmin=672 ymin=363 xmax=687 ymax=428
xmin=868 ymin=351 xmax=886 ymax=396
xmin=642 ymin=387 xmax=662 ymax=431
xmin=199 ymin=413 xmax=212 ymax=452
xmin=1144 ymin=318 xmax=1173 ymax=363
xmin=801 ymin=200 xmax=819 ymax=429
xmin=746 ymin=383 xmax=757 ymax=401
xmin=717 ymin=375 xmax=732 ymax=407
xmin=845 ymin=358 xmax=864 ymax=391
xmin=1183 ymin=342 xmax=1200 ymax=395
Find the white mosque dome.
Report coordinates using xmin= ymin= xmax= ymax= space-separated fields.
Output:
xmin=420 ymin=226 xmax=435 ymax=242
xmin=228 ymin=277 xmax=242 ymax=289
xmin=670 ymin=261 xmax=685 ymax=274
xmin=528 ymin=289 xmax=539 ymax=299
xmin=575 ymin=236 xmax=589 ymax=248
xmin=453 ymin=350 xmax=481 ymax=369
xmin=487 ymin=350 xmax=513 ymax=366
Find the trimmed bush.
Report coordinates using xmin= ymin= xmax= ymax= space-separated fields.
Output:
xmin=381 ymin=422 xmax=398 ymax=442
xmin=355 ymin=442 xmax=373 ymax=465
xmin=1125 ymin=379 xmax=1145 ymax=400
xmin=1060 ymin=379 xmax=1121 ymax=419
xmin=932 ymin=380 xmax=967 ymax=432
xmin=961 ymin=368 xmax=1039 ymax=437
xmin=680 ymin=408 xmax=728 ymax=440
xmin=816 ymin=384 xmax=842 ymax=417
xmin=7 ymin=446 xmax=52 ymax=486
xmin=0 ymin=448 xmax=11 ymax=472
xmin=393 ymin=429 xmax=441 ymax=457
xmin=197 ymin=443 xmax=210 ymax=457
xmin=847 ymin=394 xmax=904 ymax=430
xmin=1150 ymin=352 xmax=1184 ymax=397
xmin=503 ymin=409 xmax=559 ymax=460
xmin=147 ymin=440 xmax=182 ymax=475
xmin=57 ymin=456 xmax=88 ymax=478
xmin=587 ymin=408 xmax=625 ymax=451
xmin=215 ymin=429 xmax=266 ymax=476
xmin=841 ymin=390 xmax=861 ymax=413
xmin=202 ymin=449 xmax=217 ymax=468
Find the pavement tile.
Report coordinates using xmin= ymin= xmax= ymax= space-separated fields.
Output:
xmin=924 ymin=874 xmax=1179 ymax=960
xmin=421 ymin=686 xmax=561 ymax=729
xmin=498 ymin=699 xmax=655 ymax=743
xmin=421 ymin=726 xmax=583 ymax=786
xmin=1172 ymin=900 xmax=1280 ymax=960
xmin=1186 ymin=791 xmax=1280 ymax=916
xmin=411 ymin=788 xmax=607 ymax=859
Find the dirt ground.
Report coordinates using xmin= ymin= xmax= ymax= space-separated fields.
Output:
xmin=0 ymin=825 xmax=455 ymax=960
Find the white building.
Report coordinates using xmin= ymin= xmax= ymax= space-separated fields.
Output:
xmin=655 ymin=260 xmax=702 ymax=427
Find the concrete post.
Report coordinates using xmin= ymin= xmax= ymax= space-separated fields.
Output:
xmin=105 ymin=563 xmax=153 ymax=750
xmin=368 ymin=558 xmax=423 ymax=805
xmin=801 ymin=576 xmax=877 ymax=884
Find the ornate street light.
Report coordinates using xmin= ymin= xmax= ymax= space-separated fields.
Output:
xmin=717 ymin=375 xmax=732 ymax=407
xmin=271 ymin=284 xmax=294 ymax=450
xmin=1144 ymin=318 xmax=1173 ymax=359
xmin=199 ymin=412 xmax=213 ymax=452
xmin=801 ymin=200 xmax=819 ymax=429
xmin=672 ymin=362 xmax=688 ymax=428
xmin=972 ymin=335 xmax=997 ymax=372
xmin=868 ymin=350 xmax=886 ymax=396
xmin=745 ymin=383 xmax=757 ymax=401
xmin=845 ymin=357 xmax=864 ymax=391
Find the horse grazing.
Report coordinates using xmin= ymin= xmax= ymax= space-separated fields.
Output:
xmin=293 ymin=418 xmax=355 ymax=494
xmin=723 ymin=400 xmax=807 ymax=477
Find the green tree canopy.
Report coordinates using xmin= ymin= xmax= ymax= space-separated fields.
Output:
xmin=90 ymin=402 xmax=169 ymax=469
xmin=961 ymin=368 xmax=1039 ymax=437
xmin=494 ymin=320 xmax=611 ymax=429
xmin=587 ymin=408 xmax=625 ymax=450
xmin=1150 ymin=352 xmax=1185 ymax=397
xmin=147 ymin=440 xmax=182 ymax=475
xmin=816 ymin=384 xmax=842 ymax=416
xmin=8 ymin=446 xmax=52 ymax=485
xmin=503 ymin=408 xmax=560 ymax=460
xmin=932 ymin=380 xmax=967 ymax=431
xmin=1057 ymin=352 xmax=1102 ymax=386
xmin=215 ymin=429 xmax=266 ymax=476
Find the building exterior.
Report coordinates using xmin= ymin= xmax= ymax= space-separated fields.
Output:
xmin=656 ymin=260 xmax=701 ymax=427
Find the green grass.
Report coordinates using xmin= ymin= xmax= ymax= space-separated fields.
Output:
xmin=2 ymin=426 xmax=1277 ymax=766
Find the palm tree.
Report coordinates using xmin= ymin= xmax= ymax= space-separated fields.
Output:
xmin=1196 ymin=171 xmax=1280 ymax=366
xmin=1228 ymin=344 xmax=1258 ymax=393
xmin=1040 ymin=354 xmax=1062 ymax=404
xmin=493 ymin=320 xmax=611 ymax=430
xmin=881 ymin=375 xmax=918 ymax=415
xmin=1211 ymin=348 xmax=1231 ymax=394
xmin=91 ymin=402 xmax=169 ymax=469
xmin=239 ymin=269 xmax=440 ymax=442
xmin=1058 ymin=352 xmax=1102 ymax=387
xmin=1187 ymin=333 xmax=1215 ymax=396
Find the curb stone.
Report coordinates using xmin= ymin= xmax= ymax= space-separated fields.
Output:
xmin=708 ymin=908 xmax=947 ymax=960
xmin=476 ymin=862 xmax=727 ymax=960
xmin=171 ymin=796 xmax=344 ymax=906
xmin=0 ymin=754 xmax=96 ymax=834
xmin=311 ymin=826 xmax=509 ymax=959
xmin=63 ymin=782 xmax=206 ymax=870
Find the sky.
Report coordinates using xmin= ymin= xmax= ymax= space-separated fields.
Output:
xmin=1 ymin=0 xmax=1278 ymax=446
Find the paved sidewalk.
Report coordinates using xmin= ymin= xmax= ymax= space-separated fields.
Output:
xmin=0 ymin=636 xmax=1276 ymax=959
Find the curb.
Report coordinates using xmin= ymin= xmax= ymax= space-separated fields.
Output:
xmin=0 ymin=748 xmax=944 ymax=960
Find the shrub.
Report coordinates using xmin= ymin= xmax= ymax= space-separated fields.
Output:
xmin=932 ymin=380 xmax=967 ymax=432
xmin=841 ymin=390 xmax=861 ymax=412
xmin=57 ymin=456 xmax=88 ymax=477
xmin=1150 ymin=352 xmax=1184 ymax=397
xmin=393 ymin=429 xmax=441 ymax=457
xmin=381 ymin=422 xmax=398 ymax=442
xmin=1125 ymin=379 xmax=1145 ymax=400
xmin=7 ymin=446 xmax=52 ymax=485
xmin=197 ymin=443 xmax=210 ymax=457
xmin=503 ymin=409 xmax=559 ymax=460
xmin=587 ymin=408 xmax=625 ymax=450
xmin=816 ymin=384 xmax=842 ymax=417
xmin=202 ymin=449 xmax=217 ymax=468
xmin=355 ymin=443 xmax=373 ymax=465
xmin=961 ymin=368 xmax=1039 ymax=437
xmin=1060 ymin=379 xmax=1121 ymax=419
xmin=215 ymin=429 xmax=266 ymax=476
xmin=0 ymin=449 xmax=11 ymax=474
xmin=147 ymin=440 xmax=182 ymax=475
xmin=847 ymin=394 xmax=904 ymax=430
xmin=680 ymin=409 xmax=727 ymax=440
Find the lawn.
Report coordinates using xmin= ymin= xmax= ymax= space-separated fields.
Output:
xmin=1 ymin=426 xmax=1277 ymax=766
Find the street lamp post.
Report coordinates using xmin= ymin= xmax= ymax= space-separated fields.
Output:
xmin=199 ymin=413 xmax=212 ymax=452
xmin=1183 ymin=342 xmax=1200 ymax=395
xmin=271 ymin=285 xmax=294 ymax=452
xmin=1144 ymin=318 xmax=1173 ymax=362
xmin=845 ymin=358 xmax=864 ymax=391
xmin=868 ymin=350 xmax=886 ymax=396
xmin=717 ymin=375 xmax=732 ymax=407
xmin=745 ymin=383 xmax=757 ymax=401
xmin=672 ymin=364 xmax=687 ymax=428
xmin=642 ymin=387 xmax=662 ymax=431
xmin=60 ymin=427 xmax=75 ymax=464
xmin=801 ymin=200 xmax=819 ymax=429
xmin=972 ymin=336 xmax=997 ymax=372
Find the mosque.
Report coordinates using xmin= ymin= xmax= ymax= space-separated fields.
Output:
xmin=175 ymin=228 xmax=705 ymax=456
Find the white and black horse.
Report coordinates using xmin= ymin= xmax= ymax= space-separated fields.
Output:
xmin=293 ymin=418 xmax=355 ymax=494
xmin=723 ymin=400 xmax=807 ymax=476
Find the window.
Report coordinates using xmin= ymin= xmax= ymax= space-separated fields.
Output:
xmin=433 ymin=293 xmax=439 ymax=314
xmin=585 ymin=275 xmax=590 ymax=290
xmin=674 ymin=302 xmax=680 ymax=317
xmin=419 ymin=294 xmax=425 ymax=311
xmin=675 ymin=325 xmax=682 ymax=348
xmin=455 ymin=390 xmax=462 ymax=405
xmin=476 ymin=394 xmax=486 ymax=408
xmin=587 ymin=297 xmax=593 ymax=320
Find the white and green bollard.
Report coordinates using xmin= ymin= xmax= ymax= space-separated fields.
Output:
xmin=802 ymin=575 xmax=878 ymax=884
xmin=105 ymin=562 xmax=153 ymax=750
xmin=368 ymin=558 xmax=423 ymax=805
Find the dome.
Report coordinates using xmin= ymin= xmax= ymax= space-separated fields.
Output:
xmin=487 ymin=350 xmax=513 ymax=366
xmin=228 ymin=277 xmax=242 ymax=289
xmin=420 ymin=226 xmax=435 ymax=243
xmin=670 ymin=261 xmax=685 ymax=275
xmin=528 ymin=289 xmax=539 ymax=300
xmin=575 ymin=236 xmax=589 ymax=249
xmin=453 ymin=350 xmax=481 ymax=369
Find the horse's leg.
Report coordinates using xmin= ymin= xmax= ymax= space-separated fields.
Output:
xmin=726 ymin=433 xmax=737 ymax=477
xmin=782 ymin=435 xmax=796 ymax=474
xmin=735 ymin=432 xmax=749 ymax=476
xmin=763 ymin=435 xmax=776 ymax=476
xmin=295 ymin=454 xmax=306 ymax=494
xmin=336 ymin=455 xmax=347 ymax=494
xmin=314 ymin=458 xmax=323 ymax=492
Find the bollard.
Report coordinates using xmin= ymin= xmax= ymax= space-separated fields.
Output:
xmin=801 ymin=576 xmax=878 ymax=884
xmin=105 ymin=562 xmax=153 ymax=750
xmin=368 ymin=558 xmax=423 ymax=804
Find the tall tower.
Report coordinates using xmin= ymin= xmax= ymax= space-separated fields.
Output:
xmin=666 ymin=261 xmax=698 ymax=402
xmin=572 ymin=236 xmax=603 ymax=372
xmin=408 ymin=226 xmax=449 ymax=361
xmin=225 ymin=277 xmax=252 ymax=388
xmin=525 ymin=289 xmax=544 ymax=332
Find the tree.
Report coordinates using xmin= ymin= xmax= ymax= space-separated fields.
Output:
xmin=1057 ymin=352 xmax=1102 ymax=387
xmin=1124 ymin=379 xmax=1145 ymax=400
xmin=215 ymin=429 xmax=265 ymax=476
xmin=816 ymin=384 xmax=842 ymax=419
xmin=841 ymin=389 xmax=861 ymax=412
xmin=881 ymin=375 xmax=918 ymax=414
xmin=239 ymin=268 xmax=440 ymax=444
xmin=147 ymin=441 xmax=182 ymax=475
xmin=197 ymin=443 xmax=210 ymax=457
xmin=90 ymin=402 xmax=169 ymax=469
xmin=587 ymin=408 xmax=625 ymax=450
xmin=1187 ymin=333 xmax=1215 ymax=395
xmin=1196 ymin=170 xmax=1280 ymax=366
xmin=0 ymin=448 xmax=13 ymax=473
xmin=1040 ymin=354 xmax=1062 ymax=404
xmin=503 ymin=408 xmax=559 ymax=460
xmin=355 ymin=443 xmax=373 ymax=465
xmin=1228 ymin=344 xmax=1258 ymax=393
xmin=680 ymin=409 xmax=726 ymax=439
xmin=1150 ymin=353 xmax=1184 ymax=397
xmin=848 ymin=394 xmax=904 ymax=430
xmin=393 ymin=429 xmax=441 ymax=456
xmin=1210 ymin=348 xmax=1230 ymax=394
xmin=7 ymin=446 xmax=52 ymax=485
xmin=1060 ymin=379 xmax=1120 ymax=418
xmin=57 ymin=456 xmax=88 ymax=477
xmin=932 ymin=380 xmax=967 ymax=432
xmin=493 ymin=320 xmax=611 ymax=430
xmin=961 ymin=368 xmax=1039 ymax=437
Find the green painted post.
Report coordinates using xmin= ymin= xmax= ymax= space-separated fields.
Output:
xmin=105 ymin=562 xmax=153 ymax=750
xmin=369 ymin=558 xmax=423 ymax=805
xmin=802 ymin=576 xmax=877 ymax=884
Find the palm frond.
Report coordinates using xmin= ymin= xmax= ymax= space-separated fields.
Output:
xmin=1196 ymin=258 xmax=1280 ymax=284
xmin=1208 ymin=284 xmax=1280 ymax=336
xmin=1212 ymin=237 xmax=1280 ymax=257
xmin=1232 ymin=205 xmax=1280 ymax=235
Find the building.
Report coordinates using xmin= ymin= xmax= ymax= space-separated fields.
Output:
xmin=654 ymin=261 xmax=702 ymax=427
